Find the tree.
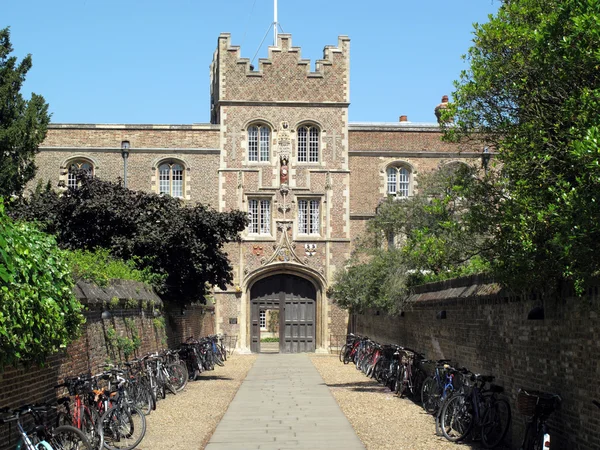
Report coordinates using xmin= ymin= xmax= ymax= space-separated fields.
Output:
xmin=329 ymin=167 xmax=488 ymax=314
xmin=10 ymin=175 xmax=248 ymax=304
xmin=0 ymin=27 xmax=50 ymax=197
xmin=442 ymin=0 xmax=600 ymax=294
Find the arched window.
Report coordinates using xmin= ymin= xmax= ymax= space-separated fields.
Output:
xmin=158 ymin=161 xmax=184 ymax=197
xmin=386 ymin=165 xmax=411 ymax=197
xmin=67 ymin=160 xmax=94 ymax=189
xmin=297 ymin=125 xmax=319 ymax=163
xmin=248 ymin=124 xmax=270 ymax=162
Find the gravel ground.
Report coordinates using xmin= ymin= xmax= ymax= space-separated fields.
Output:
xmin=309 ymin=354 xmax=481 ymax=450
xmin=138 ymin=354 xmax=257 ymax=450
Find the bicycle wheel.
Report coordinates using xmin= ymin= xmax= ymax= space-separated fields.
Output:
xmin=339 ymin=344 xmax=347 ymax=363
xmin=101 ymin=404 xmax=146 ymax=450
xmin=372 ymin=358 xmax=385 ymax=383
xmin=163 ymin=370 xmax=178 ymax=396
xmin=131 ymin=383 xmax=153 ymax=415
xmin=219 ymin=343 xmax=227 ymax=362
xmin=167 ymin=363 xmax=188 ymax=392
xmin=440 ymin=394 xmax=473 ymax=442
xmin=521 ymin=419 xmax=542 ymax=450
xmin=343 ymin=347 xmax=353 ymax=365
xmin=214 ymin=351 xmax=225 ymax=367
xmin=396 ymin=366 xmax=407 ymax=397
xmin=82 ymin=407 xmax=104 ymax=450
xmin=481 ymin=398 xmax=511 ymax=448
xmin=421 ymin=376 xmax=442 ymax=414
xmin=49 ymin=425 xmax=92 ymax=450
xmin=413 ymin=370 xmax=427 ymax=399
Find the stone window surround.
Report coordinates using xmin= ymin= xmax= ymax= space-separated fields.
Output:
xmin=296 ymin=195 xmax=322 ymax=237
xmin=246 ymin=195 xmax=273 ymax=238
xmin=59 ymin=155 xmax=98 ymax=189
xmin=296 ymin=122 xmax=321 ymax=164
xmin=384 ymin=161 xmax=415 ymax=198
xmin=151 ymin=156 xmax=192 ymax=201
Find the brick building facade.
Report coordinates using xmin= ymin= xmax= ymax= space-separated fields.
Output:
xmin=31 ymin=33 xmax=481 ymax=353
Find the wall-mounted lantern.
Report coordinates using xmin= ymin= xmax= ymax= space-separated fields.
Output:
xmin=482 ymin=146 xmax=491 ymax=174
xmin=121 ymin=141 xmax=131 ymax=188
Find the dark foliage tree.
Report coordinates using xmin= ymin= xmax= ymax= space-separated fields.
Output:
xmin=442 ymin=0 xmax=600 ymax=294
xmin=10 ymin=175 xmax=248 ymax=304
xmin=0 ymin=27 xmax=50 ymax=197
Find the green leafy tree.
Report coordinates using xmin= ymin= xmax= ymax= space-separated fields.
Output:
xmin=0 ymin=198 xmax=85 ymax=368
xmin=442 ymin=0 xmax=600 ymax=294
xmin=330 ymin=167 xmax=489 ymax=313
xmin=0 ymin=27 xmax=50 ymax=197
xmin=10 ymin=175 xmax=248 ymax=304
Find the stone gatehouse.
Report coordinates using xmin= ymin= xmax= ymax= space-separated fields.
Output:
xmin=31 ymin=33 xmax=480 ymax=353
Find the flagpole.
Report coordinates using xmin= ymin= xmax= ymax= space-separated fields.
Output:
xmin=274 ymin=0 xmax=278 ymax=45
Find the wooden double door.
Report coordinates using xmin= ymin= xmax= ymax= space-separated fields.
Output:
xmin=250 ymin=274 xmax=316 ymax=353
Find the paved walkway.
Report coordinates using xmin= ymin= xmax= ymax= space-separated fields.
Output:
xmin=204 ymin=354 xmax=365 ymax=450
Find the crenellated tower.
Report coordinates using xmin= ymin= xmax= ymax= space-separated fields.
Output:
xmin=210 ymin=33 xmax=352 ymax=353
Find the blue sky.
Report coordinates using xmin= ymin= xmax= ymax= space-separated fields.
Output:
xmin=3 ymin=0 xmax=499 ymax=125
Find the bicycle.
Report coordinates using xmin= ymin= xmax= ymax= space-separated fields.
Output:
xmin=420 ymin=359 xmax=454 ymax=414
xmin=395 ymin=348 xmax=427 ymax=399
xmin=98 ymin=371 xmax=147 ymax=450
xmin=440 ymin=372 xmax=511 ymax=448
xmin=55 ymin=376 xmax=104 ymax=450
xmin=339 ymin=334 xmax=361 ymax=364
xmin=516 ymin=388 xmax=561 ymax=450
xmin=0 ymin=404 xmax=91 ymax=450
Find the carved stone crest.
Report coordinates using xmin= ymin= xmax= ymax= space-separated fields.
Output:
xmin=252 ymin=245 xmax=264 ymax=257
xmin=277 ymin=248 xmax=291 ymax=262
xmin=305 ymin=243 xmax=317 ymax=256
xmin=278 ymin=121 xmax=292 ymax=161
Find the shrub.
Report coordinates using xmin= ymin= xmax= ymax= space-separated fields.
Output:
xmin=0 ymin=199 xmax=85 ymax=367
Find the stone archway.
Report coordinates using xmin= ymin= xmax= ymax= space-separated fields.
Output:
xmin=250 ymin=274 xmax=316 ymax=353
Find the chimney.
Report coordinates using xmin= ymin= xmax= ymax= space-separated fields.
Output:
xmin=434 ymin=95 xmax=450 ymax=123
xmin=399 ymin=115 xmax=408 ymax=122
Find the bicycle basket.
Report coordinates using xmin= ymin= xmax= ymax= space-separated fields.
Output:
xmin=517 ymin=389 xmax=558 ymax=418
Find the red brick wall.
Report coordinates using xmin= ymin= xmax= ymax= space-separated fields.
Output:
xmin=164 ymin=303 xmax=216 ymax=349
xmin=352 ymin=276 xmax=600 ymax=450
xmin=0 ymin=281 xmax=214 ymax=449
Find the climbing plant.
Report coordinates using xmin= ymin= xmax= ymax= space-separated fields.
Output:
xmin=0 ymin=199 xmax=85 ymax=367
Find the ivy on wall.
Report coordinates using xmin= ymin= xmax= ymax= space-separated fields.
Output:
xmin=0 ymin=199 xmax=85 ymax=368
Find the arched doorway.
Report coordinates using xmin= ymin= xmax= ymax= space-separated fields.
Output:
xmin=250 ymin=274 xmax=316 ymax=353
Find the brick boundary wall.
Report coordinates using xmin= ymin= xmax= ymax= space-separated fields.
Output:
xmin=0 ymin=279 xmax=214 ymax=449
xmin=351 ymin=275 xmax=600 ymax=450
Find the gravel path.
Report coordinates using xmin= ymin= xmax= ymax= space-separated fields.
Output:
xmin=138 ymin=354 xmax=257 ymax=450
xmin=309 ymin=354 xmax=479 ymax=450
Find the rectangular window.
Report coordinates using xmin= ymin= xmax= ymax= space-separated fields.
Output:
xmin=298 ymin=128 xmax=307 ymax=162
xmin=387 ymin=169 xmax=397 ymax=195
xmin=159 ymin=166 xmax=170 ymax=195
xmin=398 ymin=168 xmax=409 ymax=197
xmin=260 ymin=127 xmax=270 ymax=162
xmin=298 ymin=199 xmax=320 ymax=235
xmin=172 ymin=166 xmax=183 ymax=198
xmin=309 ymin=128 xmax=319 ymax=162
xmin=248 ymin=127 xmax=258 ymax=162
xmin=248 ymin=199 xmax=271 ymax=235
xmin=259 ymin=310 xmax=266 ymax=329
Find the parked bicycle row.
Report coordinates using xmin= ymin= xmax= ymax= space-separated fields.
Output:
xmin=0 ymin=334 xmax=229 ymax=450
xmin=339 ymin=334 xmax=561 ymax=449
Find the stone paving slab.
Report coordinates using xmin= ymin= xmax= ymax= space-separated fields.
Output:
xmin=204 ymin=354 xmax=365 ymax=450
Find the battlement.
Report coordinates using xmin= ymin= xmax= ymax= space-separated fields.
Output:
xmin=210 ymin=33 xmax=350 ymax=122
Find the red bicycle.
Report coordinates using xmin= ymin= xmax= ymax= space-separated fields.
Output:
xmin=55 ymin=375 xmax=104 ymax=450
